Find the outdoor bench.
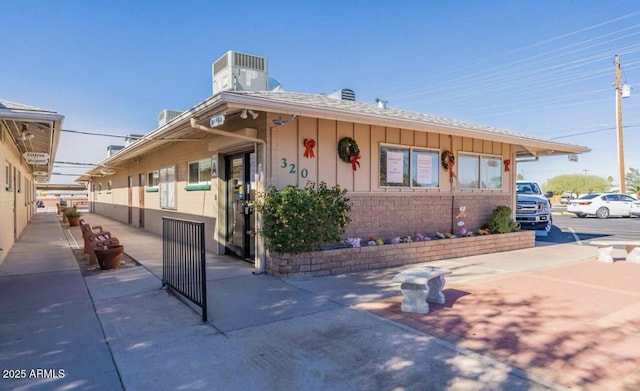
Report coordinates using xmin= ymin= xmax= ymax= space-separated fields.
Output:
xmin=80 ymin=220 xmax=120 ymax=265
xmin=588 ymin=240 xmax=640 ymax=264
xmin=80 ymin=220 xmax=109 ymax=253
xmin=392 ymin=266 xmax=452 ymax=314
xmin=80 ymin=220 xmax=102 ymax=252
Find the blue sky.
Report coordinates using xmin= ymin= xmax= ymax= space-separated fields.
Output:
xmin=2 ymin=0 xmax=640 ymax=186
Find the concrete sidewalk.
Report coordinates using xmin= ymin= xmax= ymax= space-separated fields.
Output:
xmin=0 ymin=211 xmax=608 ymax=390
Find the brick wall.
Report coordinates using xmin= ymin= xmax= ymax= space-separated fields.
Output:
xmin=267 ymin=230 xmax=534 ymax=278
xmin=346 ymin=193 xmax=511 ymax=239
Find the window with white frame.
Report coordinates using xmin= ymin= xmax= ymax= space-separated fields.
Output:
xmin=159 ymin=165 xmax=176 ymax=209
xmin=379 ymin=144 xmax=439 ymax=188
xmin=457 ymin=153 xmax=503 ymax=189
xmin=188 ymin=158 xmax=211 ymax=185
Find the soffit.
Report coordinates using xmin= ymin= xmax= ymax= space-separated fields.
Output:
xmin=0 ymin=99 xmax=64 ymax=181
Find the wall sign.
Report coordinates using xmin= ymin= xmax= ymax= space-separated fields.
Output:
xmin=211 ymin=154 xmax=218 ymax=178
xmin=23 ymin=152 xmax=49 ymax=165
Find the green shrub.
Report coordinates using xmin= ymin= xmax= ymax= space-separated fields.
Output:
xmin=485 ymin=205 xmax=519 ymax=234
xmin=255 ymin=182 xmax=351 ymax=254
xmin=64 ymin=208 xmax=82 ymax=218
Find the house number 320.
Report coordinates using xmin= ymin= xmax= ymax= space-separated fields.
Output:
xmin=280 ymin=158 xmax=308 ymax=178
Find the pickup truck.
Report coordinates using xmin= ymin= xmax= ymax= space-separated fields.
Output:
xmin=515 ymin=181 xmax=552 ymax=232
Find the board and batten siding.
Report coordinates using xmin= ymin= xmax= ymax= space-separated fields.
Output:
xmin=270 ymin=116 xmax=513 ymax=194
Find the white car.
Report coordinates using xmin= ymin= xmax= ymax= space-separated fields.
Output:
xmin=567 ymin=193 xmax=636 ymax=218
xmin=631 ymin=199 xmax=640 ymax=217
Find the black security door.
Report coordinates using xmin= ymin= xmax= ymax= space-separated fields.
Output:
xmin=225 ymin=152 xmax=255 ymax=261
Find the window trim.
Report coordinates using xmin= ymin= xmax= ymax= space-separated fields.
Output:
xmin=378 ymin=143 xmax=440 ymax=189
xmin=457 ymin=152 xmax=503 ymax=190
xmin=146 ymin=170 xmax=159 ymax=191
xmin=187 ymin=158 xmax=212 ymax=186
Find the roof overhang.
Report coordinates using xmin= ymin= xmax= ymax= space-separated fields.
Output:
xmin=77 ymin=90 xmax=590 ymax=181
xmin=215 ymin=91 xmax=591 ymax=158
xmin=76 ymin=95 xmax=231 ymax=182
xmin=0 ymin=100 xmax=64 ymax=182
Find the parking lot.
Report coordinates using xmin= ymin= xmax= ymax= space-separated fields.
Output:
xmin=536 ymin=208 xmax=640 ymax=245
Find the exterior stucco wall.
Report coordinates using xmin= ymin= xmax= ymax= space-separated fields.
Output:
xmin=0 ymin=126 xmax=36 ymax=264
xmin=90 ymin=202 xmax=217 ymax=253
xmin=88 ymin=134 xmax=235 ymax=254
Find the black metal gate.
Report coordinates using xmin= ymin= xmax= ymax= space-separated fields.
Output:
xmin=162 ymin=217 xmax=207 ymax=322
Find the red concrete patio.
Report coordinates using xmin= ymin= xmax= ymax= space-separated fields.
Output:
xmin=357 ymin=258 xmax=640 ymax=390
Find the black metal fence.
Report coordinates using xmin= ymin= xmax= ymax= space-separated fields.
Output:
xmin=162 ymin=217 xmax=208 ymax=322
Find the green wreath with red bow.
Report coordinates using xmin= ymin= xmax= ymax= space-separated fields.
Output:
xmin=441 ymin=150 xmax=456 ymax=179
xmin=338 ymin=137 xmax=361 ymax=171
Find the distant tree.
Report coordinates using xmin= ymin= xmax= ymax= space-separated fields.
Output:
xmin=625 ymin=167 xmax=640 ymax=191
xmin=545 ymin=174 xmax=610 ymax=197
xmin=516 ymin=172 xmax=524 ymax=180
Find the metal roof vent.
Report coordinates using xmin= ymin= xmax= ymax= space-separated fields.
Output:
xmin=375 ymin=98 xmax=388 ymax=109
xmin=328 ymin=88 xmax=356 ymax=101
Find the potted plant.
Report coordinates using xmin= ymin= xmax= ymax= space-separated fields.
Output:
xmin=94 ymin=244 xmax=124 ymax=270
xmin=65 ymin=209 xmax=82 ymax=227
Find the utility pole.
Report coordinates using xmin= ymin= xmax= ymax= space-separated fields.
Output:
xmin=615 ymin=54 xmax=626 ymax=193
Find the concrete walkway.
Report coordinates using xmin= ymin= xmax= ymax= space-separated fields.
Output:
xmin=1 ymin=211 xmax=629 ymax=390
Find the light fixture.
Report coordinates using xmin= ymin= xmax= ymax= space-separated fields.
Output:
xmin=240 ymin=109 xmax=259 ymax=120
xmin=272 ymin=114 xmax=297 ymax=126
xmin=19 ymin=124 xmax=34 ymax=141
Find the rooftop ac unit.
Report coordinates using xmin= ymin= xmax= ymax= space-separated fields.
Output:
xmin=158 ymin=109 xmax=184 ymax=127
xmin=212 ymin=50 xmax=269 ymax=94
xmin=124 ymin=134 xmax=144 ymax=146
xmin=107 ymin=145 xmax=124 ymax=157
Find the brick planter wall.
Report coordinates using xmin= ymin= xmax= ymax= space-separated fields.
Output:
xmin=345 ymin=193 xmax=512 ymax=240
xmin=267 ymin=230 xmax=535 ymax=278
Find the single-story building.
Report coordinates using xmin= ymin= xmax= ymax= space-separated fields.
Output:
xmin=77 ymin=51 xmax=590 ymax=276
xmin=0 ymin=99 xmax=64 ymax=264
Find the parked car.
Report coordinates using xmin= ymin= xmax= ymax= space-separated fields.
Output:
xmin=631 ymin=199 xmax=640 ymax=217
xmin=560 ymin=194 xmax=573 ymax=204
xmin=566 ymin=193 xmax=636 ymax=218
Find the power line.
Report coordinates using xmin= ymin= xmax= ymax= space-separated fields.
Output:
xmin=361 ymin=9 xmax=640 ymax=100
xmin=355 ymin=9 xmax=640 ymax=127
xmin=61 ymin=128 xmax=132 ymax=138
xmin=53 ymin=161 xmax=98 ymax=166
xmin=550 ymin=124 xmax=640 ymax=139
